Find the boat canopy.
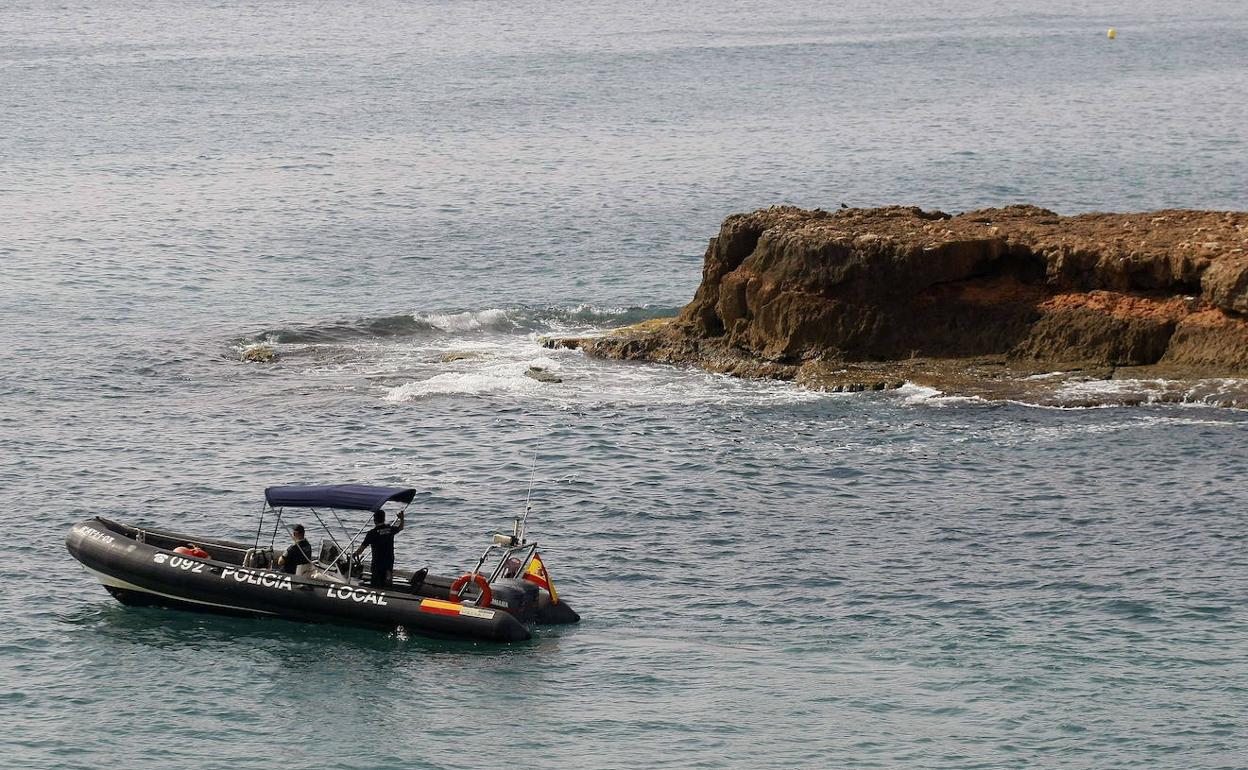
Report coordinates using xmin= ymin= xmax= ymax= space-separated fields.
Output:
xmin=264 ymin=484 xmax=417 ymax=512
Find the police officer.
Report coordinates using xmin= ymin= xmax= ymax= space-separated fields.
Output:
xmin=277 ymin=524 xmax=313 ymax=574
xmin=352 ymin=509 xmax=405 ymax=587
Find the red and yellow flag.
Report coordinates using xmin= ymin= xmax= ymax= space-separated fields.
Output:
xmin=524 ymin=552 xmax=559 ymax=604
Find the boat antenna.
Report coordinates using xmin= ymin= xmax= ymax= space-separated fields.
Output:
xmin=517 ymin=451 xmax=538 ymax=544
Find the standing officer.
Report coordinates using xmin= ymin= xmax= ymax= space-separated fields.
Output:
xmin=352 ymin=509 xmax=405 ymax=587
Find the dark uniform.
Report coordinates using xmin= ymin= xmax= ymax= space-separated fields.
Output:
xmin=281 ymin=538 xmax=313 ymax=574
xmin=361 ymin=522 xmax=401 ymax=586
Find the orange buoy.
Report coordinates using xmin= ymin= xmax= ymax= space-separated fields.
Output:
xmin=174 ymin=545 xmax=211 ymax=559
xmin=449 ymin=573 xmax=493 ymax=608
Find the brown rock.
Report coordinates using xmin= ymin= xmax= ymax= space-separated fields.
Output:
xmin=554 ymin=205 xmax=1248 ymax=405
xmin=241 ymin=345 xmax=278 ymax=363
xmin=673 ymin=205 xmax=1248 ymax=365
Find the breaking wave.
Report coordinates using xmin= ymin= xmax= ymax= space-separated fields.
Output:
xmin=895 ymin=383 xmax=989 ymax=408
xmin=237 ymin=304 xmax=678 ymax=345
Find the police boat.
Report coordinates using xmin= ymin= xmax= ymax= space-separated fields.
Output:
xmin=65 ymin=484 xmax=579 ymax=643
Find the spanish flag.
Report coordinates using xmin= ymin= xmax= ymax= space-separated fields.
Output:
xmin=524 ymin=552 xmax=559 ymax=604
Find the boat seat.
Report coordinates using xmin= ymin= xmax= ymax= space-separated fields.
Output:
xmin=295 ymin=563 xmax=316 ymax=577
xmin=409 ymin=567 xmax=428 ymax=590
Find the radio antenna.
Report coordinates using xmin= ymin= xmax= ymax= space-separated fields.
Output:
xmin=517 ymin=451 xmax=538 ymax=543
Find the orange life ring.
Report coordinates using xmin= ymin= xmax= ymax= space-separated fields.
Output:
xmin=174 ymin=545 xmax=210 ymax=559
xmin=449 ymin=573 xmax=493 ymax=607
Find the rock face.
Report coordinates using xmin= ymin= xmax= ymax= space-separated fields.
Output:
xmin=548 ymin=205 xmax=1248 ymax=405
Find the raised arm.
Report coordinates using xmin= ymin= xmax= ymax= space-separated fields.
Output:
xmin=394 ymin=510 xmax=406 ymax=533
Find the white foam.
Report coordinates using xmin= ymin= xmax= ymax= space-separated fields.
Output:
xmin=896 ymin=382 xmax=941 ymax=402
xmin=285 ymin=305 xmax=1013 ymax=409
xmin=894 ymin=382 xmax=987 ymax=407
xmin=384 ymin=356 xmax=562 ymax=401
xmin=379 ymin=333 xmax=838 ymax=407
xmin=1054 ymin=378 xmax=1168 ymax=400
xmin=405 ymin=304 xmax=672 ymax=336
xmin=537 ymin=303 xmax=641 ymax=334
xmin=1053 ymin=377 xmax=1248 ymax=407
xmin=412 ymin=308 xmax=515 ymax=333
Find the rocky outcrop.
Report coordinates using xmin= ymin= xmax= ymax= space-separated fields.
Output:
xmin=547 ymin=205 xmax=1248 ymax=406
xmin=241 ymin=344 xmax=278 ymax=363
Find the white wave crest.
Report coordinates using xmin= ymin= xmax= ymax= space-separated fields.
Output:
xmin=406 ymin=304 xmax=678 ymax=337
xmin=896 ymin=382 xmax=941 ymax=403
xmin=412 ymin=308 xmax=515 ymax=332
xmin=230 ymin=334 xmax=281 ymax=356
xmin=895 ymin=382 xmax=987 ymax=407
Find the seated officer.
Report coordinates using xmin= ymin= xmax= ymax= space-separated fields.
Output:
xmin=277 ymin=524 xmax=313 ymax=574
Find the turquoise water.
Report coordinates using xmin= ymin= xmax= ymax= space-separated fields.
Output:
xmin=2 ymin=1 xmax=1247 ymax=768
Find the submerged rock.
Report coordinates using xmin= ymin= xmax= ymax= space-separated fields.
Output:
xmin=525 ymin=366 xmax=562 ymax=383
xmin=551 ymin=205 xmax=1248 ymax=406
xmin=241 ymin=345 xmax=278 ymax=363
xmin=439 ymin=351 xmax=484 ymax=363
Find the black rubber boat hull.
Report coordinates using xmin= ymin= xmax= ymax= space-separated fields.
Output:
xmin=66 ymin=519 xmax=533 ymax=642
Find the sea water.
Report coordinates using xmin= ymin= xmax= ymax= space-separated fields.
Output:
xmin=1 ymin=1 xmax=1246 ymax=768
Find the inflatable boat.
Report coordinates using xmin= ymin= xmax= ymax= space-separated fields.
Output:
xmin=65 ymin=484 xmax=579 ymax=642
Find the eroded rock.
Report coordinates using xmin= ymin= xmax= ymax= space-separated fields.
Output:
xmin=551 ymin=205 xmax=1248 ymax=406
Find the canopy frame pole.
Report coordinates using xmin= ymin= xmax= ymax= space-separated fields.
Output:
xmin=343 ymin=516 xmax=373 ymax=583
xmin=327 ymin=506 xmax=352 ymax=543
xmin=267 ymin=508 xmax=284 ymax=551
xmin=304 ymin=506 xmax=351 ymax=585
xmin=252 ymin=503 xmax=268 ymax=553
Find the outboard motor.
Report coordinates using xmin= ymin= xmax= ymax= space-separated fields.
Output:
xmin=488 ymin=578 xmax=540 ymax=621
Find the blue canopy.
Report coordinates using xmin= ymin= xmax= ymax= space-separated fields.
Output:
xmin=264 ymin=484 xmax=417 ymax=512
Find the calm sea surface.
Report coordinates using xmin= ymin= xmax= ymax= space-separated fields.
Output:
xmin=2 ymin=1 xmax=1247 ymax=768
